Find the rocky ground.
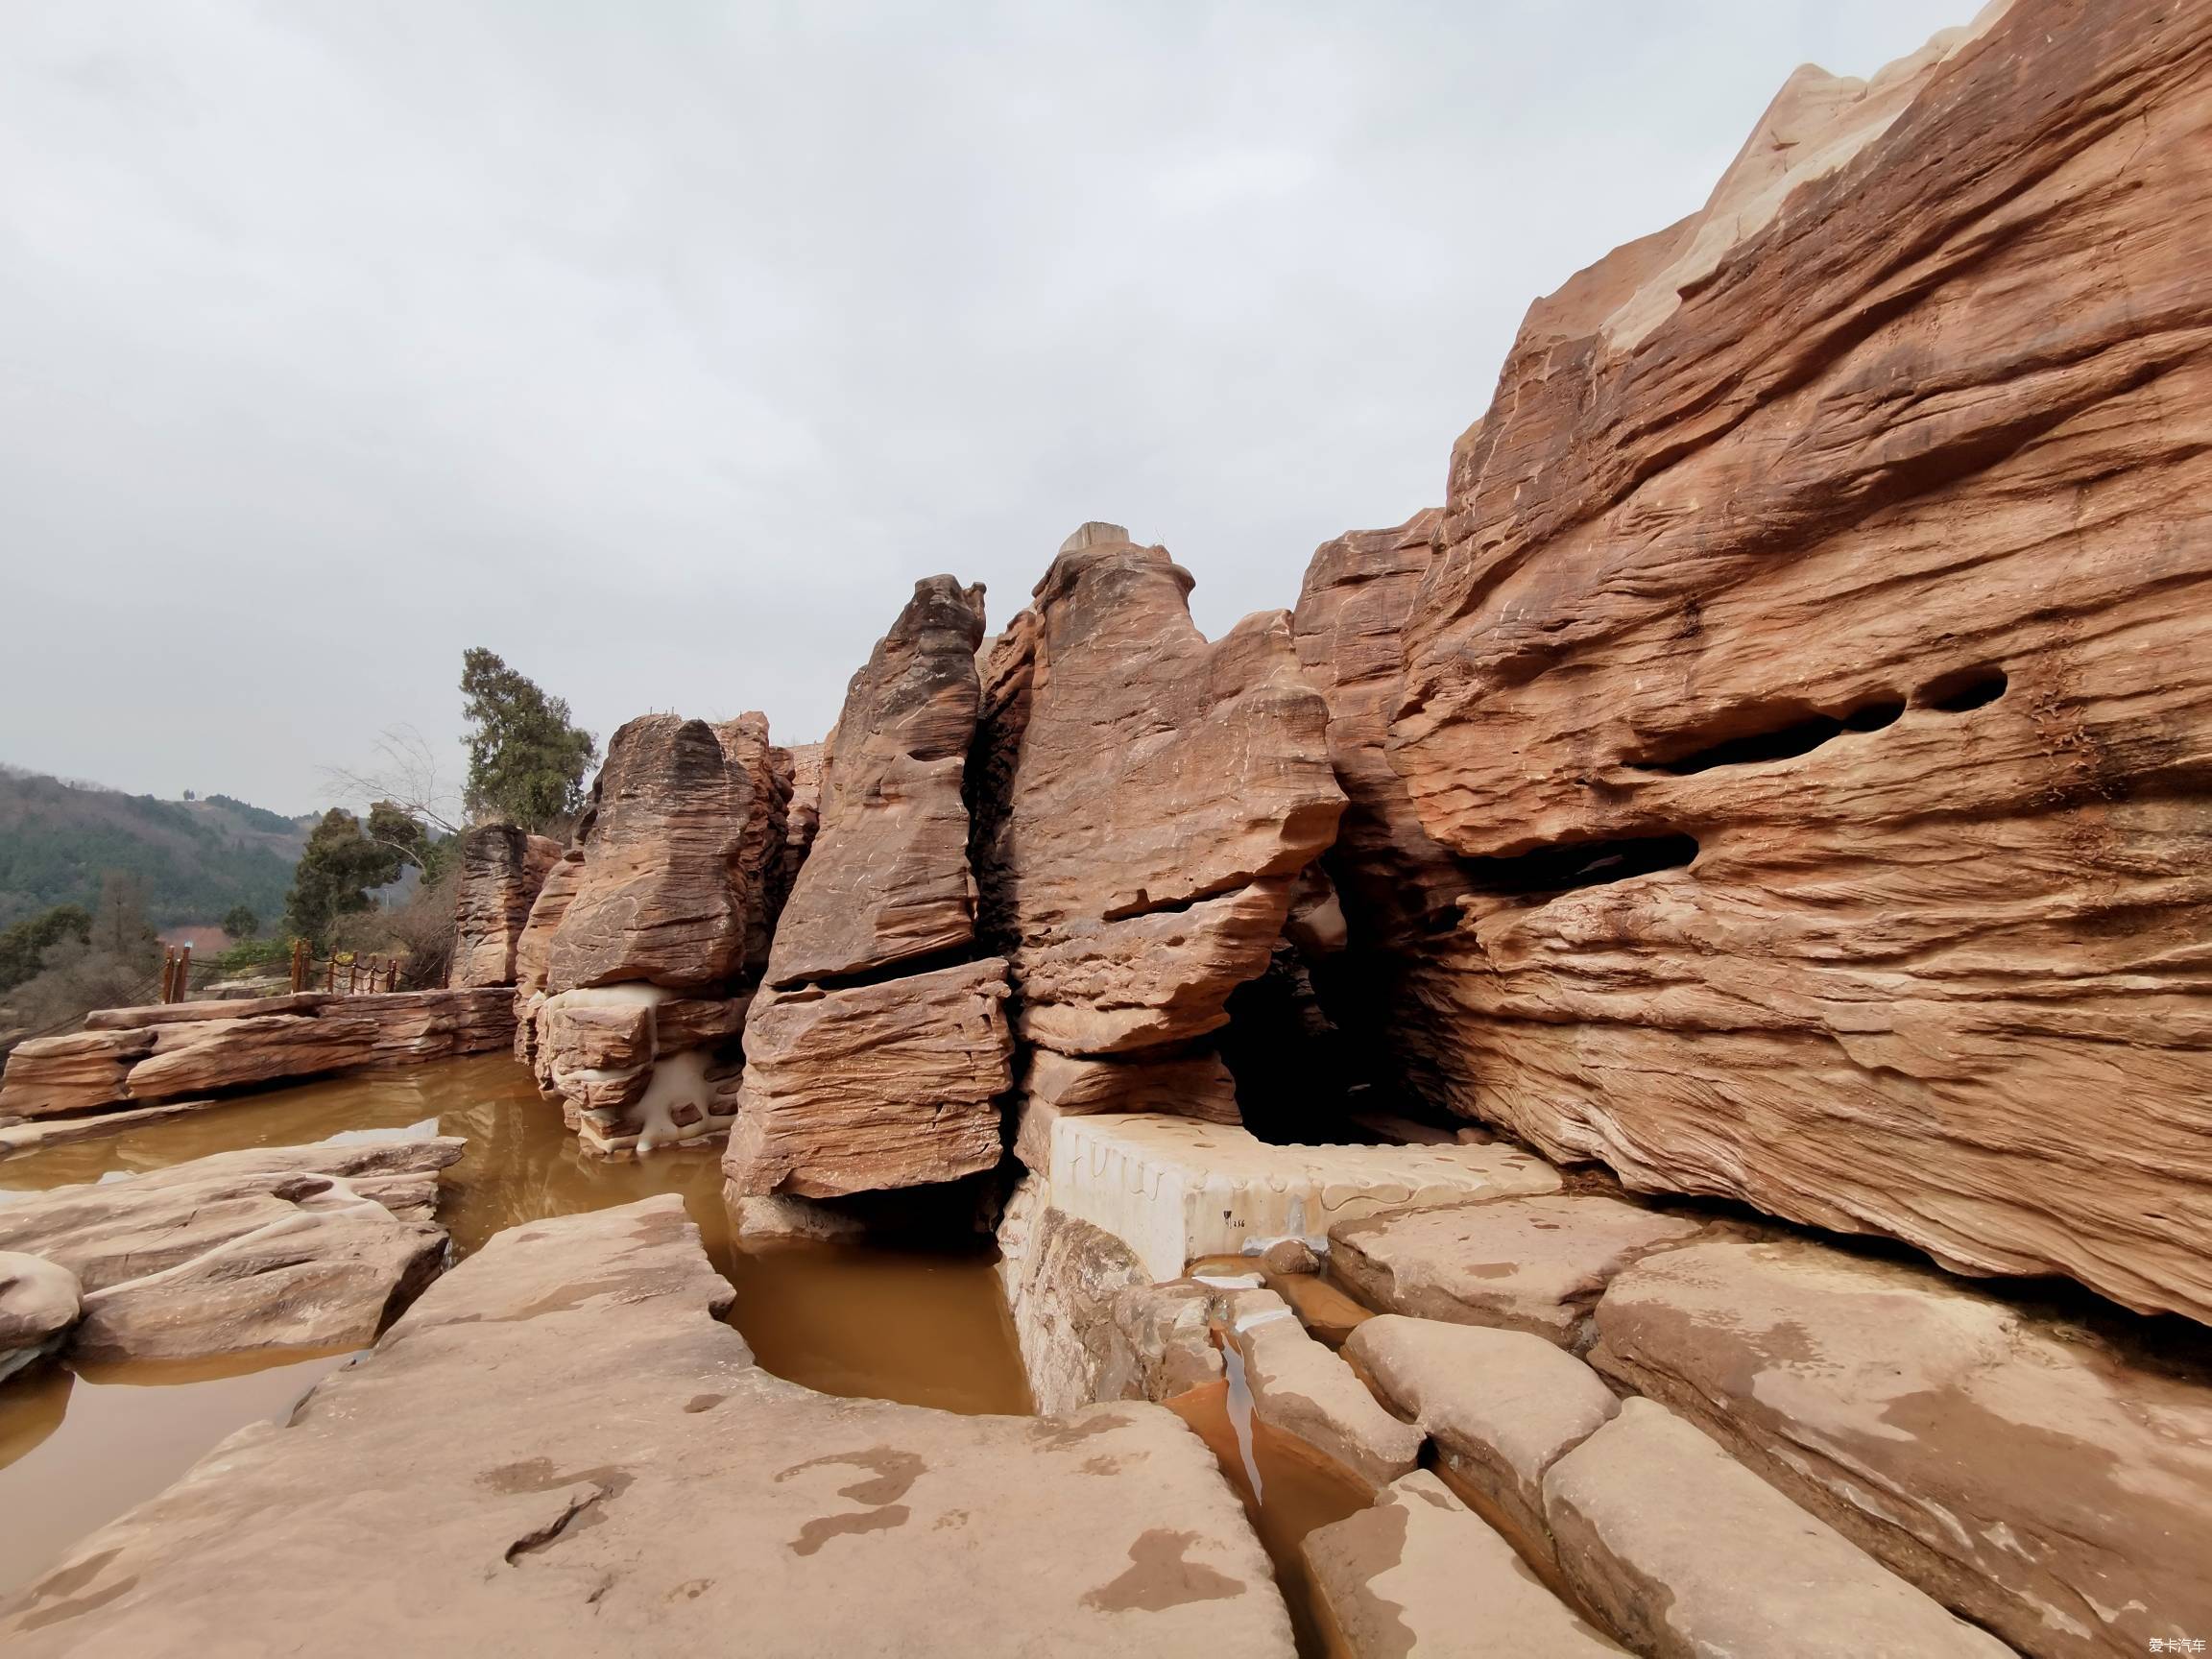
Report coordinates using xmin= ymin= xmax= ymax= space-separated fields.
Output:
xmin=0 ymin=0 xmax=2207 ymax=1652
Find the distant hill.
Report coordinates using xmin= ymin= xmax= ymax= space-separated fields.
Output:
xmin=0 ymin=765 xmax=313 ymax=929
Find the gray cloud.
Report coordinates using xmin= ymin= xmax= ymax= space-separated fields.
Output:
xmin=1 ymin=0 xmax=1970 ymax=811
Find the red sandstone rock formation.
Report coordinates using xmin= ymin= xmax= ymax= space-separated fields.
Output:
xmin=976 ymin=523 xmax=1343 ymax=1120
xmin=522 ymin=711 xmax=788 ymax=1156
xmin=1302 ymin=0 xmax=2212 ymax=1323
xmin=0 ymin=991 xmax=516 ymax=1118
xmin=447 ymin=823 xmax=562 ymax=990
xmin=725 ymin=578 xmax=1013 ymax=1197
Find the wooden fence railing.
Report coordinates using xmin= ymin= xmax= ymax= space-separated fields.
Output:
xmin=154 ymin=941 xmax=401 ymax=1001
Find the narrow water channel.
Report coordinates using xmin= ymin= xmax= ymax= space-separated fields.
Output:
xmin=0 ymin=1052 xmax=1027 ymax=1592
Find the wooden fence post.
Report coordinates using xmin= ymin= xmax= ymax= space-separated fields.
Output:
xmin=178 ymin=943 xmax=192 ymax=1001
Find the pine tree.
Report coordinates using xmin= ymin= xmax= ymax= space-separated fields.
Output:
xmin=458 ymin=648 xmax=597 ymax=833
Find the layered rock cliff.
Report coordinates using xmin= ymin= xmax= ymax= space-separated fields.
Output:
xmin=1300 ymin=0 xmax=2212 ymax=1322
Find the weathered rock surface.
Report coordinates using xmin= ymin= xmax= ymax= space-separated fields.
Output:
xmin=0 ymin=1196 xmax=1297 ymax=1657
xmin=520 ymin=711 xmax=786 ymax=1153
xmin=1331 ymin=1195 xmax=1706 ymax=1348
xmin=0 ymin=1139 xmax=460 ymax=1362
xmin=762 ymin=578 xmax=987 ymax=988
xmin=1225 ymin=1287 xmax=1421 ymax=1491
xmin=1027 ymin=1107 xmax=1562 ymax=1282
xmin=1545 ymin=1398 xmax=2013 ymax=1659
xmin=997 ymin=1174 xmax=1220 ymax=1413
xmin=731 ymin=579 xmax=1014 ymax=1197
xmin=1318 ymin=0 xmax=2212 ymax=1322
xmin=1347 ymin=1314 xmax=1620 ymax=1565
xmin=0 ymin=990 xmax=517 ymax=1118
xmin=1290 ymin=511 xmax=1462 ymax=952
xmin=724 ymin=958 xmax=1011 ymax=1198
xmin=1305 ymin=1471 xmax=1626 ymax=1658
xmin=544 ymin=712 xmax=782 ymax=997
xmin=1019 ymin=1046 xmax=1239 ymax=1126
xmin=1590 ymin=1238 xmax=2212 ymax=1658
xmin=513 ymin=851 xmax=585 ymax=1000
xmin=448 ymin=823 xmax=563 ymax=989
xmin=0 ymin=1252 xmax=81 ymax=1382
xmin=974 ymin=524 xmax=1343 ymax=1117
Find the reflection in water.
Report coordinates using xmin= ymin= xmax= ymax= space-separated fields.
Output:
xmin=0 ymin=1348 xmax=354 ymax=1594
xmin=0 ymin=1052 xmax=1029 ymax=1591
xmin=1169 ymin=1375 xmax=1371 ymax=1659
xmin=725 ymin=1242 xmax=1029 ymax=1415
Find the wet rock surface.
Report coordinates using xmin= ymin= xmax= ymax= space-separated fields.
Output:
xmin=0 ymin=1252 xmax=81 ymax=1382
xmin=0 ymin=1139 xmax=459 ymax=1363
xmin=1330 ymin=1195 xmax=1707 ymax=1348
xmin=0 ymin=1197 xmax=1296 ymax=1657
xmin=1310 ymin=0 xmax=2212 ymax=1325
xmin=1347 ymin=1313 xmax=1620 ymax=1567
xmin=1545 ymin=1398 xmax=2012 ymax=1659
xmin=1305 ymin=1470 xmax=1625 ymax=1658
xmin=1591 ymin=1238 xmax=2212 ymax=1659
xmin=1224 ymin=1287 xmax=1421 ymax=1491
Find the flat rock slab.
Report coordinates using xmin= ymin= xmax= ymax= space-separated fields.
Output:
xmin=1592 ymin=1238 xmax=2212 ymax=1659
xmin=1037 ymin=1111 xmax=1561 ymax=1282
xmin=1547 ymin=1399 xmax=2010 ymax=1659
xmin=1331 ymin=1194 xmax=1704 ymax=1348
xmin=1347 ymin=1314 xmax=1619 ymax=1563
xmin=1226 ymin=1288 xmax=1421 ymax=1491
xmin=1 ymin=1196 xmax=1296 ymax=1658
xmin=0 ymin=1139 xmax=460 ymax=1362
xmin=1306 ymin=1470 xmax=1625 ymax=1657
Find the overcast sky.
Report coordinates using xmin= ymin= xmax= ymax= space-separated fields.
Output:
xmin=1 ymin=0 xmax=1971 ymax=816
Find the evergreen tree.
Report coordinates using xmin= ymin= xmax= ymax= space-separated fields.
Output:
xmin=459 ymin=648 xmax=596 ymax=833
xmin=221 ymin=903 xmax=260 ymax=942
xmin=282 ymin=809 xmax=406 ymax=948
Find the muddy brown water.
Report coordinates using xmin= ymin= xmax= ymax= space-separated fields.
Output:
xmin=0 ymin=1052 xmax=1027 ymax=1592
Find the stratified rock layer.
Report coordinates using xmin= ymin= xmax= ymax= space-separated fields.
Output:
xmin=544 ymin=712 xmax=781 ymax=997
xmin=526 ymin=711 xmax=786 ymax=1155
xmin=0 ymin=991 xmax=516 ymax=1118
xmin=730 ymin=579 xmax=1012 ymax=1196
xmin=0 ymin=1197 xmax=1296 ymax=1657
xmin=1319 ymin=0 xmax=2212 ymax=1322
xmin=762 ymin=579 xmax=986 ymax=988
xmin=1589 ymin=1238 xmax=2212 ymax=1659
xmin=724 ymin=959 xmax=1012 ymax=1198
xmin=976 ymin=524 xmax=1344 ymax=1121
xmin=0 ymin=1140 xmax=460 ymax=1362
xmin=448 ymin=823 xmax=562 ymax=989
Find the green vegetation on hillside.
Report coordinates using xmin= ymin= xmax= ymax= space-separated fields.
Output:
xmin=0 ymin=768 xmax=310 ymax=930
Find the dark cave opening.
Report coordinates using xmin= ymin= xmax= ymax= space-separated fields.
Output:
xmin=1453 ymin=831 xmax=1700 ymax=898
xmin=1632 ymin=697 xmax=1904 ymax=776
xmin=1919 ymin=665 xmax=2008 ymax=711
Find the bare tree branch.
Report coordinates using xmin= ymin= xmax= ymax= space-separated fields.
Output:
xmin=321 ymin=725 xmax=465 ymax=837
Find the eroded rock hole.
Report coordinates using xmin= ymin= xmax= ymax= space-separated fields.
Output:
xmin=1217 ymin=953 xmax=1364 ymax=1144
xmin=1454 ymin=833 xmax=1699 ymax=898
xmin=1918 ymin=665 xmax=2008 ymax=711
xmin=1632 ymin=697 xmax=1903 ymax=774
